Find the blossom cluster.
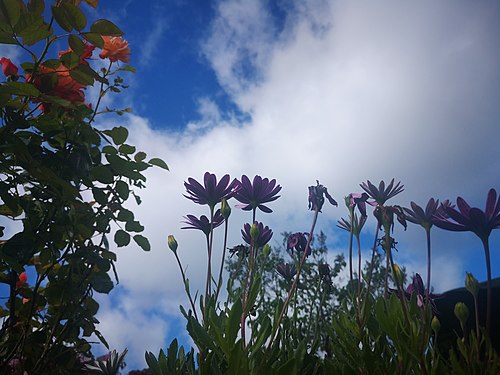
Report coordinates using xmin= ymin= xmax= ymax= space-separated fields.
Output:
xmin=1 ymin=36 xmax=131 ymax=113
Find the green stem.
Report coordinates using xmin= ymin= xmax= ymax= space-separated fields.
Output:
xmin=269 ymin=207 xmax=319 ymax=347
xmin=481 ymin=237 xmax=492 ymax=335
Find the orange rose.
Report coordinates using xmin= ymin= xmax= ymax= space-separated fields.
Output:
xmin=16 ymin=272 xmax=27 ymax=289
xmin=99 ymin=36 xmax=131 ymax=63
xmin=58 ymin=43 xmax=96 ymax=62
xmin=27 ymin=65 xmax=86 ymax=112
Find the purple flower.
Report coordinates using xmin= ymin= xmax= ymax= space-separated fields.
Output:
xmin=241 ymin=221 xmax=273 ymax=247
xmin=405 ymin=273 xmax=438 ymax=311
xmin=308 ymin=180 xmax=337 ymax=212
xmin=287 ymin=232 xmax=310 ymax=256
xmin=404 ymin=198 xmax=439 ymax=231
xmin=432 ymin=188 xmax=500 ymax=334
xmin=184 ymin=172 xmax=239 ymax=209
xmin=432 ymin=189 xmax=500 ymax=241
xmin=234 ymin=175 xmax=281 ymax=214
xmin=182 ymin=210 xmax=224 ymax=236
xmin=360 ymin=179 xmax=404 ymax=206
xmin=348 ymin=192 xmax=371 ymax=217
xmin=276 ymin=263 xmax=297 ymax=282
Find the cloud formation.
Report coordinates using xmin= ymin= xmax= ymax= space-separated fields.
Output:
xmin=44 ymin=0 xmax=500 ymax=370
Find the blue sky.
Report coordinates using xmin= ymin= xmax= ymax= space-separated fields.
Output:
xmin=1 ymin=0 xmax=500 ymax=371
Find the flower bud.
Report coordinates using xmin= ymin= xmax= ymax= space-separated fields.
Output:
xmin=392 ymin=263 xmax=404 ymax=286
xmin=465 ymin=272 xmax=479 ymax=298
xmin=431 ymin=316 xmax=441 ymax=334
xmin=454 ymin=302 xmax=469 ymax=326
xmin=167 ymin=235 xmax=178 ymax=253
xmin=250 ymin=223 xmax=260 ymax=243
xmin=262 ymin=244 xmax=271 ymax=257
xmin=220 ymin=198 xmax=231 ymax=220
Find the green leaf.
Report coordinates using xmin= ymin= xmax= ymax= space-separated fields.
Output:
xmin=94 ymin=330 xmax=110 ymax=349
xmin=148 ymin=157 xmax=169 ymax=170
xmin=103 ymin=126 xmax=128 ymax=145
xmin=68 ymin=34 xmax=85 ymax=56
xmin=90 ymin=165 xmax=114 ymax=184
xmin=102 ymin=145 xmax=117 ymax=155
xmin=41 ymin=59 xmax=60 ymax=69
xmin=0 ymin=81 xmax=40 ymax=97
xmin=116 ymin=208 xmax=134 ymax=222
xmin=90 ymin=271 xmax=113 ymax=293
xmin=0 ymin=31 xmax=15 ymax=44
xmin=114 ymin=230 xmax=130 ymax=247
xmin=90 ymin=19 xmax=123 ymax=36
xmin=125 ymin=221 xmax=144 ymax=232
xmin=81 ymin=32 xmax=103 ymax=48
xmin=0 ymin=0 xmax=21 ymax=26
xmin=61 ymin=2 xmax=86 ymax=31
xmin=60 ymin=51 xmax=80 ymax=69
xmin=118 ymin=143 xmax=135 ymax=154
xmin=15 ymin=13 xmax=52 ymax=46
xmin=133 ymin=234 xmax=150 ymax=251
xmin=114 ymin=180 xmax=129 ymax=200
xmin=69 ymin=64 xmax=95 ymax=86
xmin=27 ymin=0 xmax=44 ymax=15
xmin=51 ymin=5 xmax=72 ymax=32
xmin=134 ymin=151 xmax=147 ymax=162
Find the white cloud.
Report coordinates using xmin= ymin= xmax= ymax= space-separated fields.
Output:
xmin=3 ymin=0 xmax=500 ymax=370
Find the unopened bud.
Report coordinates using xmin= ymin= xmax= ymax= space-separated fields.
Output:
xmin=221 ymin=198 xmax=231 ymax=220
xmin=465 ymin=272 xmax=479 ymax=298
xmin=454 ymin=302 xmax=469 ymax=326
xmin=262 ymin=244 xmax=271 ymax=257
xmin=168 ymin=235 xmax=178 ymax=253
xmin=431 ymin=316 xmax=441 ymax=334
xmin=250 ymin=223 xmax=260 ymax=243
xmin=392 ymin=263 xmax=404 ymax=286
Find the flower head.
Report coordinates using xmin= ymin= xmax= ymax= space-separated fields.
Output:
xmin=287 ymin=232 xmax=310 ymax=256
xmin=276 ymin=263 xmax=297 ymax=282
xmin=347 ymin=192 xmax=370 ymax=217
xmin=16 ymin=271 xmax=27 ymax=289
xmin=99 ymin=36 xmax=131 ymax=63
xmin=403 ymin=198 xmax=439 ymax=231
xmin=181 ymin=210 xmax=224 ymax=236
xmin=360 ymin=179 xmax=404 ymax=206
xmin=0 ymin=57 xmax=18 ymax=76
xmin=234 ymin=175 xmax=281 ymax=213
xmin=241 ymin=221 xmax=273 ymax=247
xmin=184 ymin=172 xmax=238 ymax=209
xmin=308 ymin=180 xmax=337 ymax=212
xmin=432 ymin=188 xmax=500 ymax=242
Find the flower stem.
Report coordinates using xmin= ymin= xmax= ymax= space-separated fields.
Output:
xmin=482 ymin=237 xmax=492 ymax=334
xmin=269 ymin=207 xmax=319 ymax=347
xmin=214 ymin=219 xmax=230 ymax=303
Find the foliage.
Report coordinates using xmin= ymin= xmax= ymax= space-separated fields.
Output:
xmin=157 ymin=174 xmax=499 ymax=374
xmin=0 ymin=0 xmax=167 ymax=373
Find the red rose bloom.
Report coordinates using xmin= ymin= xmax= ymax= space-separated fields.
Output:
xmin=0 ymin=57 xmax=18 ymax=76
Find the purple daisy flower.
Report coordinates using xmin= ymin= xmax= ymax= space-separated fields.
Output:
xmin=181 ymin=210 xmax=224 ymax=236
xmin=184 ymin=172 xmax=239 ymax=209
xmin=234 ymin=175 xmax=281 ymax=214
xmin=241 ymin=221 xmax=273 ymax=248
